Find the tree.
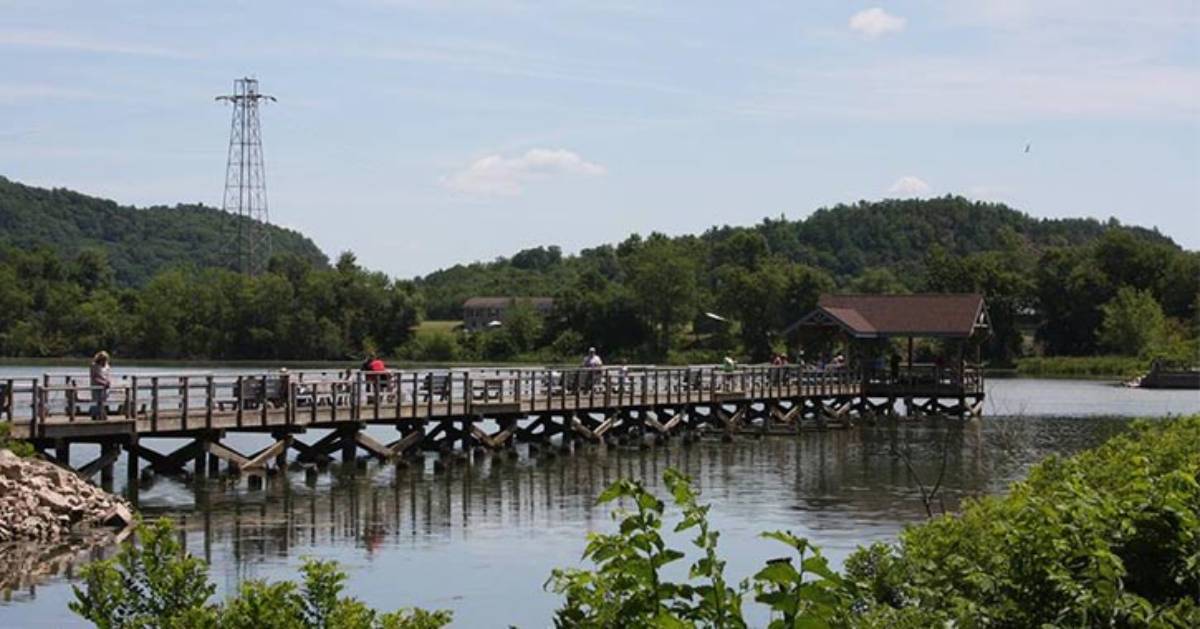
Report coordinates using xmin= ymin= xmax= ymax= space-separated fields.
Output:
xmin=846 ymin=267 xmax=910 ymax=294
xmin=501 ymin=300 xmax=544 ymax=355
xmin=715 ymin=261 xmax=832 ymax=361
xmin=925 ymin=248 xmax=1033 ymax=364
xmin=622 ymin=235 xmax=700 ymax=357
xmin=1098 ymin=287 xmax=1166 ymax=356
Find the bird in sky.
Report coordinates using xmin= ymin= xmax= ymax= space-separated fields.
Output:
xmin=1024 ymin=142 xmax=1031 ymax=153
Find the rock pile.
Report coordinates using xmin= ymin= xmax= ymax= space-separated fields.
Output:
xmin=0 ymin=449 xmax=133 ymax=542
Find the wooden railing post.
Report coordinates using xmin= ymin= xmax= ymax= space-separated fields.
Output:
xmin=354 ymin=371 xmax=364 ymax=422
xmin=464 ymin=371 xmax=472 ymax=415
xmin=128 ymin=376 xmax=138 ymax=420
xmin=206 ymin=376 xmax=215 ymax=430
xmin=373 ymin=372 xmax=382 ymax=420
xmin=235 ymin=376 xmax=244 ymax=427
xmin=288 ymin=380 xmax=297 ymax=425
xmin=150 ymin=376 xmax=159 ymax=431
xmin=311 ymin=379 xmax=319 ymax=423
xmin=260 ymin=372 xmax=269 ymax=426
xmin=411 ymin=372 xmax=418 ymax=418
xmin=31 ymin=379 xmax=41 ymax=434
xmin=426 ymin=371 xmax=434 ymax=418
xmin=66 ymin=383 xmax=76 ymax=422
xmin=180 ymin=376 xmax=189 ymax=431
xmin=4 ymin=378 xmax=13 ymax=422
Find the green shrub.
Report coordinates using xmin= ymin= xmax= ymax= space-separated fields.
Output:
xmin=845 ymin=416 xmax=1200 ymax=626
xmin=71 ymin=518 xmax=451 ymax=629
xmin=0 ymin=421 xmax=36 ymax=457
xmin=551 ymin=418 xmax=1200 ymax=627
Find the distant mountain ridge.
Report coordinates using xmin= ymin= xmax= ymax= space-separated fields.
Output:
xmin=0 ymin=176 xmax=328 ymax=285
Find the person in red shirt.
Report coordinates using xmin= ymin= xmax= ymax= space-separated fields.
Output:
xmin=367 ymin=355 xmax=386 ymax=372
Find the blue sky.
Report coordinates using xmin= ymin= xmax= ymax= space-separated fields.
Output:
xmin=2 ymin=1 xmax=1197 ymax=276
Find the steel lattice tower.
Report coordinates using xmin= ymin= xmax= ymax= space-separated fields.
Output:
xmin=216 ymin=77 xmax=276 ymax=276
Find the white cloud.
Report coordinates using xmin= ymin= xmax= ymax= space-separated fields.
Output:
xmin=0 ymin=29 xmax=190 ymax=58
xmin=888 ymin=176 xmax=930 ymax=197
xmin=441 ymin=148 xmax=606 ymax=196
xmin=0 ymin=83 xmax=100 ymax=105
xmin=849 ymin=8 xmax=907 ymax=38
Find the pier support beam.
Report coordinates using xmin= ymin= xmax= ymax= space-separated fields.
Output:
xmin=125 ymin=437 xmax=139 ymax=499
xmin=341 ymin=427 xmax=358 ymax=464
xmin=99 ymin=441 xmax=117 ymax=489
xmin=195 ymin=447 xmax=207 ymax=478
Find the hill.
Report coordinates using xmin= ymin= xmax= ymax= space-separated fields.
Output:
xmin=417 ymin=196 xmax=1181 ymax=318
xmin=0 ymin=176 xmax=328 ymax=285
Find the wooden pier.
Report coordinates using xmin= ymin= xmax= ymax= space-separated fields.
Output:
xmin=0 ymin=363 xmax=984 ymax=490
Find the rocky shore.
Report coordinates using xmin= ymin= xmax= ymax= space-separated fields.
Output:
xmin=0 ymin=449 xmax=133 ymax=542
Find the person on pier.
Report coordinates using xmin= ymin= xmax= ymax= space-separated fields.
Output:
xmin=582 ymin=347 xmax=603 ymax=368
xmin=366 ymin=355 xmax=386 ymax=372
xmin=363 ymin=354 xmax=390 ymax=399
xmin=89 ymin=351 xmax=111 ymax=421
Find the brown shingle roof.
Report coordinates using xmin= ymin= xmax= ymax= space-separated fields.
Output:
xmin=463 ymin=296 xmax=554 ymax=308
xmin=794 ymin=293 xmax=988 ymax=338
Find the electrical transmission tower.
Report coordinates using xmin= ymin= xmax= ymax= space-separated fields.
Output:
xmin=216 ymin=77 xmax=276 ymax=276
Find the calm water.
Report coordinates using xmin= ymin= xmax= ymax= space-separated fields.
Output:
xmin=1 ymin=372 xmax=1197 ymax=627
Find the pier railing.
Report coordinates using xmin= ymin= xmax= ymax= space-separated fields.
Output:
xmin=862 ymin=363 xmax=984 ymax=396
xmin=3 ymin=365 xmax=865 ymax=434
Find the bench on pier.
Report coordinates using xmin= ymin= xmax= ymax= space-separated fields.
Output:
xmin=419 ymin=373 xmax=450 ymax=402
xmin=678 ymin=370 xmax=703 ymax=392
xmin=363 ymin=372 xmax=396 ymax=404
xmin=217 ymin=377 xmax=289 ymax=411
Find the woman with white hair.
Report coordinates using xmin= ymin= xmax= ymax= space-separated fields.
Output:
xmin=90 ymin=351 xmax=112 ymax=420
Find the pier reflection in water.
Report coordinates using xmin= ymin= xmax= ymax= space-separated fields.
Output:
xmin=0 ymin=414 xmax=1140 ymax=627
xmin=124 ymin=416 xmax=1123 ymax=626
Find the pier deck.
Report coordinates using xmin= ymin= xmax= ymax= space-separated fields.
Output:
xmin=1 ymin=364 xmax=983 ymax=489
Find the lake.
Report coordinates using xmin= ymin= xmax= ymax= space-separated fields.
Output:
xmin=1 ymin=373 xmax=1197 ymax=627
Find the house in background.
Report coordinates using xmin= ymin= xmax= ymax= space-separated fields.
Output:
xmin=462 ymin=297 xmax=555 ymax=331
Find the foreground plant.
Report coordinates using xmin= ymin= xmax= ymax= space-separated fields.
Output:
xmin=71 ymin=518 xmax=450 ymax=629
xmin=547 ymin=469 xmax=746 ymax=627
xmin=551 ymin=417 xmax=1200 ymax=627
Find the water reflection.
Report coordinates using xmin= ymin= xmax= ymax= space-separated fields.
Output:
xmin=0 ymin=414 xmax=1157 ymax=627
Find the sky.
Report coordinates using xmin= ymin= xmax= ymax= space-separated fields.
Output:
xmin=1 ymin=1 xmax=1197 ymax=277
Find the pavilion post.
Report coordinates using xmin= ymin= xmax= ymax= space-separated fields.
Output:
xmin=907 ymin=337 xmax=914 ymax=381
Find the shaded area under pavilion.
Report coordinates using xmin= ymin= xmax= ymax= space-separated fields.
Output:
xmin=788 ymin=293 xmax=990 ymax=414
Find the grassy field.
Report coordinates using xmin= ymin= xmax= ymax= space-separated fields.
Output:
xmin=1015 ymin=355 xmax=1147 ymax=379
xmin=412 ymin=320 xmax=463 ymax=337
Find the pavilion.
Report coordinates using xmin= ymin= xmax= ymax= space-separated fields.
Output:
xmin=789 ymin=293 xmax=990 ymax=415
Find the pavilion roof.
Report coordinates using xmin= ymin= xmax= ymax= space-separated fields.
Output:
xmin=791 ymin=293 xmax=989 ymax=338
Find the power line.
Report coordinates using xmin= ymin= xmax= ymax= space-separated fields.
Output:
xmin=216 ymin=77 xmax=276 ymax=276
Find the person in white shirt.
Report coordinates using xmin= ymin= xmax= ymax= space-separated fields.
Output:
xmin=582 ymin=347 xmax=603 ymax=368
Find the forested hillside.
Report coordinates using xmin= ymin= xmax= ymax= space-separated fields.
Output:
xmin=410 ymin=196 xmax=1195 ymax=366
xmin=0 ymin=178 xmax=1192 ymax=365
xmin=0 ymin=176 xmax=328 ymax=285
xmin=417 ymin=196 xmax=1178 ymax=319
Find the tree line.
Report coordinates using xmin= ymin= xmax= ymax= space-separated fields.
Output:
xmin=0 ymin=246 xmax=418 ymax=361
xmin=410 ymin=224 xmax=1197 ymax=366
xmin=0 ymin=190 xmax=1195 ymax=365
